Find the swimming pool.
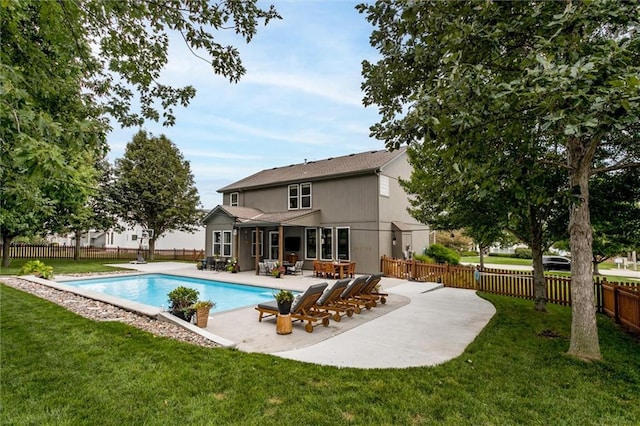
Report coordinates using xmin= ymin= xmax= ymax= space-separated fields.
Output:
xmin=61 ymin=274 xmax=280 ymax=313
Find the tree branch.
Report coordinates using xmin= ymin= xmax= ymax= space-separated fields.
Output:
xmin=591 ymin=161 xmax=640 ymax=175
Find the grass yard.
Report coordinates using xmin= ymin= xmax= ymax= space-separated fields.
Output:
xmin=461 ymin=256 xmax=639 ymax=283
xmin=0 ymin=258 xmax=139 ymax=276
xmin=1 ymin=284 xmax=638 ymax=425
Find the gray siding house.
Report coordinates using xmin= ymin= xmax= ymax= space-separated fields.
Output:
xmin=202 ymin=148 xmax=430 ymax=274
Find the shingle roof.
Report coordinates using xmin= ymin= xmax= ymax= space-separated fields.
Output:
xmin=218 ymin=147 xmax=407 ymax=193
xmin=202 ymin=205 xmax=321 ymax=227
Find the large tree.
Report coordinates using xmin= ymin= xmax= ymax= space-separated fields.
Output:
xmin=401 ymin=142 xmax=568 ymax=312
xmin=358 ymin=1 xmax=640 ymax=360
xmin=110 ymin=131 xmax=202 ymax=260
xmin=1 ymin=0 xmax=278 ymax=260
xmin=1 ymin=1 xmax=106 ymax=266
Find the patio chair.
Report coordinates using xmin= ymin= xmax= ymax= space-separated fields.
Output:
xmin=313 ymin=260 xmax=323 ymax=277
xmin=323 ymin=262 xmax=337 ymax=279
xmin=287 ymin=260 xmax=304 ymax=276
xmin=258 ymin=262 xmax=269 ymax=276
xmin=315 ymin=278 xmax=355 ymax=321
xmin=255 ymin=283 xmax=331 ymax=333
xmin=337 ymin=275 xmax=374 ymax=314
xmin=346 ymin=262 xmax=356 ymax=278
xmin=357 ymin=273 xmax=388 ymax=306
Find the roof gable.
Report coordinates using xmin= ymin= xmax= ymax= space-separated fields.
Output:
xmin=218 ymin=147 xmax=407 ymax=193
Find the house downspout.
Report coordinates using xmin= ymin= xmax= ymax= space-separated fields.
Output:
xmin=278 ymin=225 xmax=284 ymax=265
xmin=255 ymin=226 xmax=260 ymax=275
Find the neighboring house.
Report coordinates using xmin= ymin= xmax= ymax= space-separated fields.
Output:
xmin=49 ymin=224 xmax=205 ymax=251
xmin=202 ymin=147 xmax=430 ymax=274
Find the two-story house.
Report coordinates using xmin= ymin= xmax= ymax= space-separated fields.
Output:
xmin=202 ymin=147 xmax=430 ymax=274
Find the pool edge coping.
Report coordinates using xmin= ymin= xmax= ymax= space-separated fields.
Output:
xmin=19 ymin=274 xmax=238 ymax=349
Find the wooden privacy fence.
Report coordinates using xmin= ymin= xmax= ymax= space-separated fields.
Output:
xmin=381 ymin=256 xmax=640 ymax=333
xmin=2 ymin=245 xmax=204 ymax=262
xmin=602 ymin=284 xmax=640 ymax=333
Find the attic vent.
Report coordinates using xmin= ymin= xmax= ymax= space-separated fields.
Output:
xmin=349 ymin=154 xmax=355 ymax=157
xmin=327 ymin=157 xmax=333 ymax=161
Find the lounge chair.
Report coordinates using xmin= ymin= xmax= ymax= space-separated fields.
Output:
xmin=357 ymin=273 xmax=388 ymax=306
xmin=287 ymin=260 xmax=304 ymax=276
xmin=255 ymin=283 xmax=331 ymax=333
xmin=337 ymin=275 xmax=374 ymax=314
xmin=315 ymin=278 xmax=355 ymax=321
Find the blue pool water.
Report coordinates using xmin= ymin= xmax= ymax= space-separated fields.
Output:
xmin=61 ymin=274 xmax=280 ymax=313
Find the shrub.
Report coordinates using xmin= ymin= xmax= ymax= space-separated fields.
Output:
xmin=460 ymin=250 xmax=479 ymax=257
xmin=167 ymin=286 xmax=199 ymax=321
xmin=424 ymin=244 xmax=460 ymax=265
xmin=514 ymin=248 xmax=532 ymax=259
xmin=18 ymin=260 xmax=54 ymax=279
xmin=413 ymin=253 xmax=436 ymax=264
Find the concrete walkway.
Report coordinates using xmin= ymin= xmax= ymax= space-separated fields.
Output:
xmin=56 ymin=262 xmax=496 ymax=369
xmin=274 ymin=282 xmax=495 ymax=368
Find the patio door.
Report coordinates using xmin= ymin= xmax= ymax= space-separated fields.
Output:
xmin=269 ymin=231 xmax=279 ymax=260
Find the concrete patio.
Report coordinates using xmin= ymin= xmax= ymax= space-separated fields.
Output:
xmin=57 ymin=262 xmax=496 ymax=369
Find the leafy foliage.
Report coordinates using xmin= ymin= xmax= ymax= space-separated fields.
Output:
xmin=110 ymin=131 xmax=203 ymax=259
xmin=589 ymin=167 xmax=640 ymax=270
xmin=167 ymin=286 xmax=199 ymax=321
xmin=1 ymin=0 xmax=278 ymax=265
xmin=358 ymin=0 xmax=640 ymax=360
xmin=424 ymin=244 xmax=460 ymax=265
xmin=17 ymin=260 xmax=54 ymax=279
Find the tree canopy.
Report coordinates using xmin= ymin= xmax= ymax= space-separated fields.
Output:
xmin=358 ymin=0 xmax=640 ymax=360
xmin=110 ymin=131 xmax=202 ymax=260
xmin=1 ymin=0 xmax=278 ymax=261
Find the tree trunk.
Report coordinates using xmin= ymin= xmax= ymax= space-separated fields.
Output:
xmin=592 ymin=257 xmax=600 ymax=276
xmin=529 ymin=206 xmax=547 ymax=312
xmin=479 ymin=246 xmax=485 ymax=268
xmin=73 ymin=229 xmax=81 ymax=261
xmin=567 ymin=137 xmax=601 ymax=361
xmin=149 ymin=237 xmax=156 ymax=261
xmin=2 ymin=234 xmax=14 ymax=268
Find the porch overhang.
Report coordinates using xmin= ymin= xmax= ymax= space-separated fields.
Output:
xmin=235 ymin=209 xmax=321 ymax=228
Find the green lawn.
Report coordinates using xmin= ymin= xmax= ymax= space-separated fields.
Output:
xmin=0 ymin=258 xmax=146 ymax=276
xmin=461 ymin=256 xmax=639 ymax=283
xmin=1 ymin=284 xmax=638 ymax=425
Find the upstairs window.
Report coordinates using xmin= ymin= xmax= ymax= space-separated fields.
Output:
xmin=288 ymin=183 xmax=312 ymax=210
xmin=301 ymin=183 xmax=312 ymax=208
xmin=288 ymin=184 xmax=299 ymax=209
xmin=230 ymin=192 xmax=239 ymax=206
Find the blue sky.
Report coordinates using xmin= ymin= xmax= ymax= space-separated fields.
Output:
xmin=107 ymin=1 xmax=383 ymax=209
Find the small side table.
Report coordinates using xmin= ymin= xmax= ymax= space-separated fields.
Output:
xmin=276 ymin=314 xmax=292 ymax=335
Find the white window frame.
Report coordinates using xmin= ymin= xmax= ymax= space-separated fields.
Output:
xmin=288 ymin=183 xmax=312 ymax=210
xmin=213 ymin=230 xmax=232 ymax=257
xmin=230 ymin=192 xmax=239 ymax=206
xmin=300 ymin=182 xmax=312 ymax=209
xmin=288 ymin=184 xmax=299 ymax=210
xmin=269 ymin=231 xmax=280 ymax=260
xmin=336 ymin=227 xmax=350 ymax=261
xmin=320 ymin=227 xmax=333 ymax=261
xmin=251 ymin=230 xmax=264 ymax=257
